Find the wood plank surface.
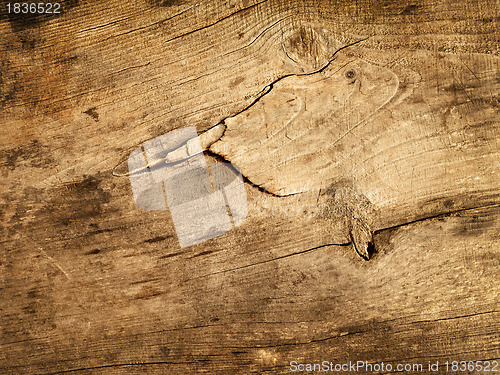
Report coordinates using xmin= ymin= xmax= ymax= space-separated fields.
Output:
xmin=1 ymin=0 xmax=499 ymax=373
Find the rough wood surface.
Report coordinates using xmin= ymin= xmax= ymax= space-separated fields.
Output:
xmin=1 ymin=0 xmax=499 ymax=373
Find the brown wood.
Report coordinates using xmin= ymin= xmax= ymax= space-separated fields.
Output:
xmin=1 ymin=0 xmax=498 ymax=373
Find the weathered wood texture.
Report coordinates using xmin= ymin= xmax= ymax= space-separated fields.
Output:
xmin=1 ymin=0 xmax=499 ymax=373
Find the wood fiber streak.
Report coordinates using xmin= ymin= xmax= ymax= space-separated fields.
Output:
xmin=0 ymin=0 xmax=498 ymax=373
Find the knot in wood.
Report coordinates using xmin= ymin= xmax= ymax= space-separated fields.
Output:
xmin=282 ymin=26 xmax=330 ymax=71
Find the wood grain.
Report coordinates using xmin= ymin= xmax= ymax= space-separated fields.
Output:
xmin=1 ymin=0 xmax=498 ymax=373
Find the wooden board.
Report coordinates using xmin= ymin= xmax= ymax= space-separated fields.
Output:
xmin=1 ymin=0 xmax=499 ymax=373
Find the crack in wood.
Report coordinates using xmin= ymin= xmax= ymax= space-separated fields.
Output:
xmin=111 ymin=37 xmax=370 ymax=179
xmin=81 ymin=16 xmax=135 ymax=33
xmin=223 ymin=15 xmax=294 ymax=58
xmin=99 ymin=4 xmax=199 ymax=43
xmin=224 ymin=310 xmax=499 ymax=350
xmin=163 ymin=0 xmax=269 ymax=45
xmin=186 ymin=242 xmax=352 ymax=281
xmin=153 ymin=37 xmax=372 ymax=184
xmin=110 ymin=36 xmax=498 ymax=261
xmin=40 ymin=361 xmax=190 ymax=374
xmin=373 ymin=203 xmax=500 ymax=235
